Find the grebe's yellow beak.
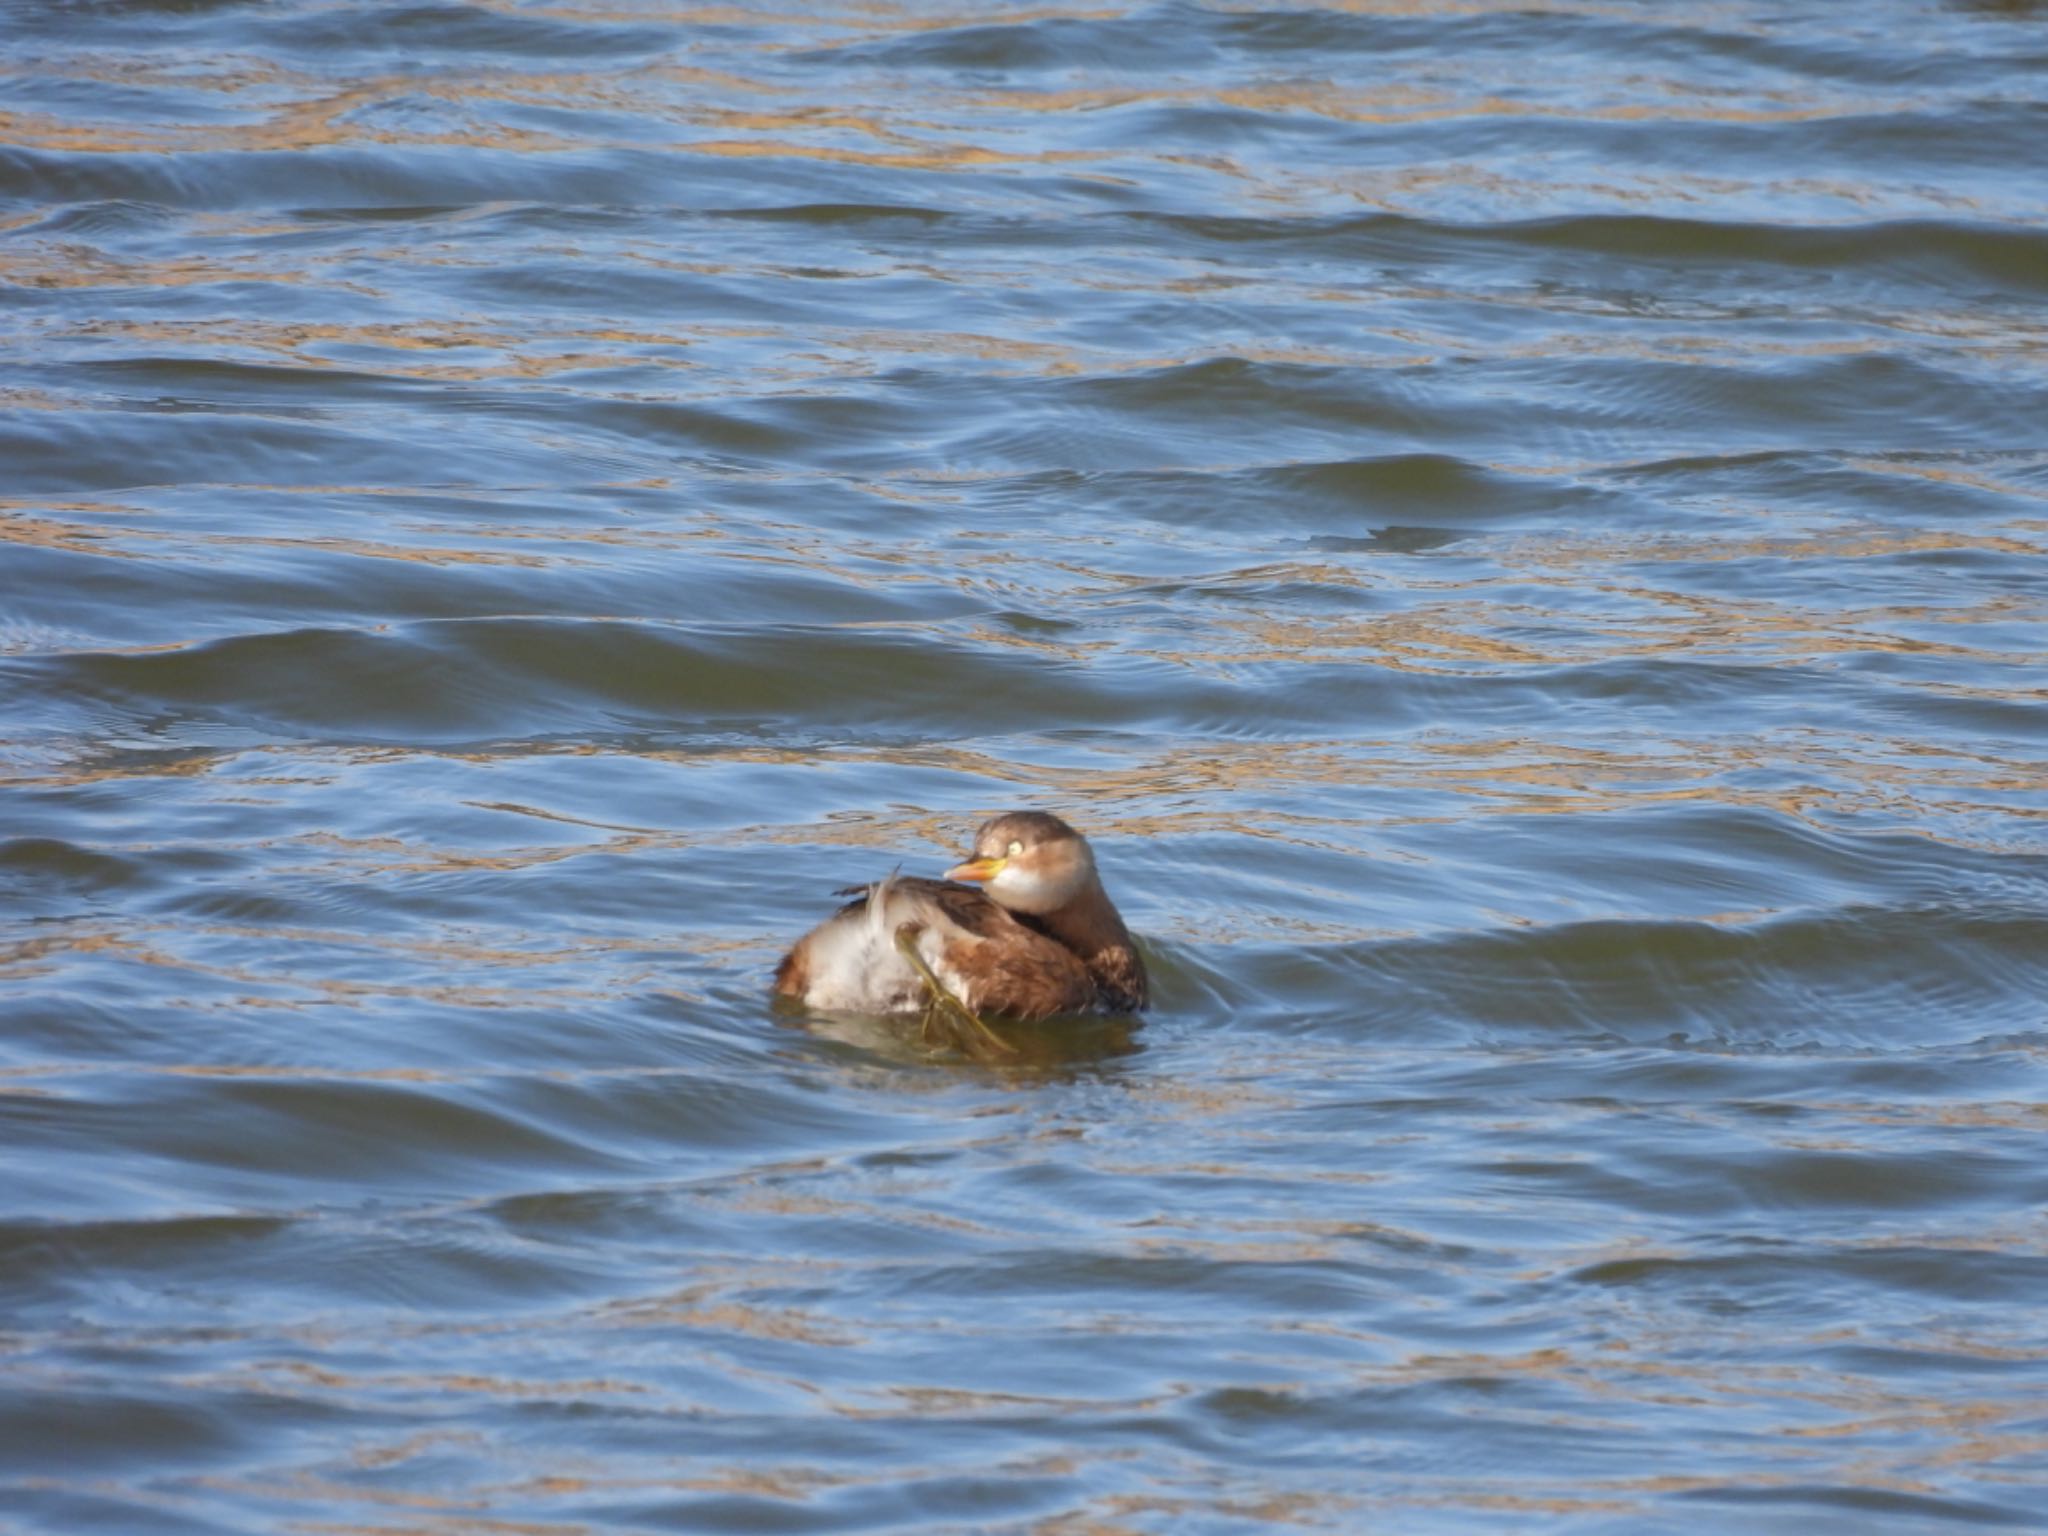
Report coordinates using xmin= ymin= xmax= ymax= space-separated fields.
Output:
xmin=945 ymin=855 xmax=1006 ymax=883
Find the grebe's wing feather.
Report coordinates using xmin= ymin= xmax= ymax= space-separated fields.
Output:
xmin=822 ymin=875 xmax=1008 ymax=935
xmin=777 ymin=876 xmax=1091 ymax=1019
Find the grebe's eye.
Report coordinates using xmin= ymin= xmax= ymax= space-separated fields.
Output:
xmin=1006 ymin=840 xmax=1023 ymax=858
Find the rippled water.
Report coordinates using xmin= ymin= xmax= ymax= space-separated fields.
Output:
xmin=5 ymin=1 xmax=2048 ymax=1530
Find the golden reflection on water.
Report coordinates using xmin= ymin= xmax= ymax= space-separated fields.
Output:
xmin=58 ymin=1185 xmax=2026 ymax=1530
xmin=0 ymin=929 xmax=631 ymax=1013
xmin=6 ymin=710 xmax=2035 ymax=867
xmin=32 ymin=301 xmax=2039 ymax=389
xmin=5 ymin=6 xmax=2044 ymax=1529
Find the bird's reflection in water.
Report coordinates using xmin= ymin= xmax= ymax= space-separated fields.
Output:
xmin=787 ymin=1003 xmax=1145 ymax=1076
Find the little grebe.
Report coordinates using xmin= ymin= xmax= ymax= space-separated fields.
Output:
xmin=774 ymin=811 xmax=1147 ymax=1019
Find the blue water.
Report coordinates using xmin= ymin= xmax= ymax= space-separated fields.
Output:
xmin=4 ymin=2 xmax=2048 ymax=1531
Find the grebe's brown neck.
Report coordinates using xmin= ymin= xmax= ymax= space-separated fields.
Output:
xmin=1026 ymin=880 xmax=1148 ymax=1012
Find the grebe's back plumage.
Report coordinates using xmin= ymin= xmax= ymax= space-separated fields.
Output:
xmin=773 ymin=812 xmax=1147 ymax=1020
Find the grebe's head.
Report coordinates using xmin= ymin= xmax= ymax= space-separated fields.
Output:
xmin=944 ymin=811 xmax=1097 ymax=915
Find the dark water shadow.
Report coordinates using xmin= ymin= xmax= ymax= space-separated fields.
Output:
xmin=779 ymin=1002 xmax=1146 ymax=1082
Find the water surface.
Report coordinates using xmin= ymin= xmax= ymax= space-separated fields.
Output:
xmin=4 ymin=2 xmax=2048 ymax=1531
